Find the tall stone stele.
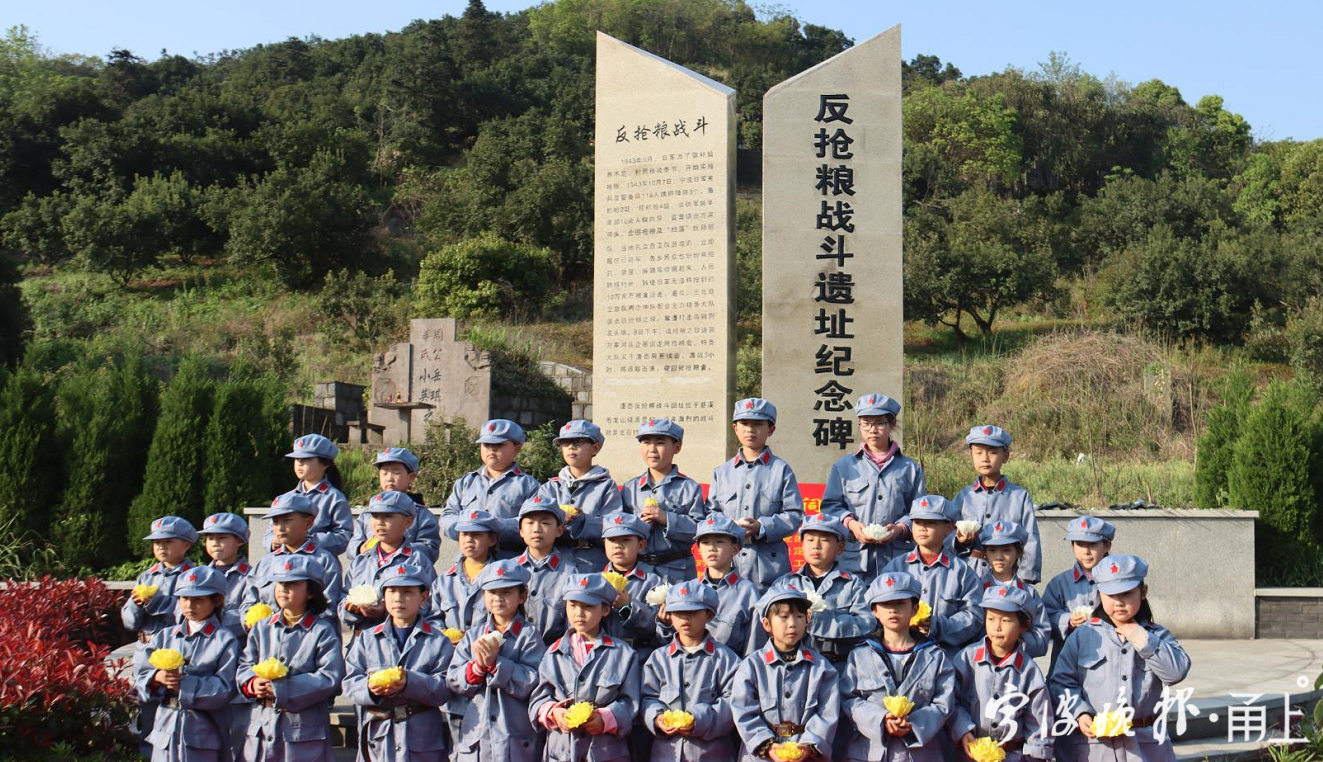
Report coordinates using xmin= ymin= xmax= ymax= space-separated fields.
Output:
xmin=592 ymin=32 xmax=738 ymax=477
xmin=761 ymin=27 xmax=904 ymax=481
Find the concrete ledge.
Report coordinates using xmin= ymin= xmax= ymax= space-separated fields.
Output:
xmin=1039 ymin=509 xmax=1258 ymax=639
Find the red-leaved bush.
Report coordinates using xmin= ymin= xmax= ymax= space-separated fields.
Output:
xmin=0 ymin=577 xmax=136 ymax=757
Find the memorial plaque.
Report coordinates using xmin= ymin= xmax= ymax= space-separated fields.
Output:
xmin=371 ymin=342 xmax=413 ymax=443
xmin=761 ymin=27 xmax=904 ymax=480
xmin=592 ymin=32 xmax=737 ymax=477
xmin=409 ymin=318 xmax=492 ymax=437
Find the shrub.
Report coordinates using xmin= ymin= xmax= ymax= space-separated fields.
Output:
xmin=127 ymin=359 xmax=214 ymax=549
xmin=0 ymin=578 xmax=135 ymax=758
xmin=413 ymin=233 xmax=558 ymax=320
xmin=53 ymin=357 xmax=158 ymax=571
xmin=412 ymin=417 xmax=483 ymax=506
xmin=1225 ymin=382 xmax=1322 ymax=576
xmin=0 ymin=368 xmax=60 ymax=541
xmin=0 ymin=253 xmax=28 ymax=369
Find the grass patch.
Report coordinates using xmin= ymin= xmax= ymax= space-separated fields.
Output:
xmin=915 ymin=452 xmax=1196 ymax=509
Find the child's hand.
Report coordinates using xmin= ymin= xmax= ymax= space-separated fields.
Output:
xmin=960 ymin=732 xmax=976 ymax=757
xmin=884 ymin=715 xmax=910 ymax=736
xmin=1114 ymin=622 xmax=1148 ymax=649
xmin=473 ymin=637 xmax=499 ymax=668
xmin=251 ymin=677 xmax=274 ymax=699
xmin=582 ymin=708 xmax=608 ymax=735
xmin=956 ymin=528 xmax=978 ymax=544
xmin=915 ymin=618 xmax=932 ymax=637
xmin=614 ymin=588 xmax=631 ymax=609
xmin=1069 ymin=610 xmax=1089 ymax=628
xmin=656 ymin=603 xmax=668 ymax=623
xmin=736 ymin=517 xmax=759 ymax=539
xmin=130 ymin=590 xmax=151 ymax=606
xmin=640 ymin=505 xmax=667 ymax=525
xmin=550 ymin=704 xmax=572 ymax=733
xmin=154 ymin=669 xmax=181 ymax=691
xmin=1078 ymin=713 xmax=1095 ymax=738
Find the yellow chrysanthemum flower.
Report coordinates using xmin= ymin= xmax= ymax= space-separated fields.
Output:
xmin=560 ymin=504 xmax=580 ymax=520
xmin=643 ymin=497 xmax=660 ymax=509
xmin=660 ymin=709 xmax=694 ymax=730
xmin=602 ymin=572 xmax=628 ymax=592
xmin=565 ymin=701 xmax=595 ymax=729
xmin=244 ymin=603 xmax=274 ymax=629
xmin=252 ymin=658 xmax=289 ymax=680
xmin=910 ymin=600 xmax=932 ymax=626
xmin=1093 ymin=711 xmax=1133 ymax=737
xmin=148 ymin=648 xmax=185 ymax=671
xmin=363 ymin=537 xmax=380 ymax=551
xmin=968 ymin=736 xmax=1007 ymax=762
xmin=133 ymin=584 xmax=159 ymax=601
xmin=368 ymin=667 xmax=405 ymax=690
xmin=441 ymin=628 xmax=465 ymax=644
xmin=769 ymin=741 xmax=808 ymax=762
xmin=883 ymin=694 xmax=916 ymax=718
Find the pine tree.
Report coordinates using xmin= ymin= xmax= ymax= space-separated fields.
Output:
xmin=0 ymin=368 xmax=60 ymax=542
xmin=204 ymin=379 xmax=273 ymax=516
xmin=53 ymin=356 xmax=158 ymax=571
xmin=127 ymin=359 xmax=214 ymax=550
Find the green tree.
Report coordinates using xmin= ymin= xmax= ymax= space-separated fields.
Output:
xmin=53 ymin=355 xmax=158 ymax=570
xmin=1193 ymin=364 xmax=1255 ymax=508
xmin=0 ymin=367 xmax=60 ymax=543
xmin=413 ymin=232 xmax=558 ymax=320
xmin=204 ymin=378 xmax=280 ymax=517
xmin=0 ymin=253 xmax=27 ymax=368
xmin=127 ymin=360 xmax=214 ymax=549
xmin=904 ymin=189 xmax=1059 ymax=337
xmin=1225 ymin=382 xmax=1322 ymax=575
xmin=221 ymin=150 xmax=377 ymax=288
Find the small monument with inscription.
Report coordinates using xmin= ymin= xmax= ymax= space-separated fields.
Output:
xmin=592 ymin=32 xmax=738 ymax=476
xmin=761 ymin=27 xmax=904 ymax=479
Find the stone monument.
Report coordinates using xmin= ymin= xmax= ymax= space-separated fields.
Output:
xmin=369 ymin=318 xmax=492 ymax=444
xmin=592 ymin=32 xmax=738 ymax=476
xmin=761 ymin=27 xmax=904 ymax=480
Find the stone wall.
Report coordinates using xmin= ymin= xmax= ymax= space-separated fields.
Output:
xmin=490 ymin=390 xmax=571 ymax=431
xmin=538 ymin=361 xmax=592 ymax=420
xmin=1039 ymin=509 xmax=1258 ymax=639
xmin=1256 ymin=590 xmax=1323 ymax=638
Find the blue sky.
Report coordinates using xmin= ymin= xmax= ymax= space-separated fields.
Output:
xmin=12 ymin=0 xmax=1319 ymax=141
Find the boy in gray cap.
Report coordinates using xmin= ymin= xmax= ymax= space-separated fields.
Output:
xmin=440 ymin=419 xmax=541 ymax=552
xmin=533 ymin=419 xmax=624 ymax=572
xmin=622 ymin=417 xmax=706 ymax=584
xmin=707 ymin=398 xmax=806 ymax=592
xmin=952 ymin=425 xmax=1043 ymax=583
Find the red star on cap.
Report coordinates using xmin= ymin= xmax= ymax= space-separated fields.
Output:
xmin=648 ymin=419 xmax=656 ymax=426
xmin=533 ymin=496 xmax=543 ymax=503
xmin=1110 ymin=563 xmax=1120 ymax=574
xmin=679 ymin=586 xmax=688 ymax=596
xmin=208 ymin=516 xmax=217 ymax=524
xmin=188 ymin=573 xmax=197 ymax=582
xmin=579 ymin=579 xmax=588 ymax=587
xmin=470 ymin=511 xmax=479 ymax=519
xmin=745 ymin=401 xmax=754 ymax=409
xmin=563 ymin=423 xmax=571 ymax=431
xmin=999 ymin=587 xmax=1008 ymax=597
xmin=921 ymin=499 xmax=929 ymax=508
xmin=995 ymin=523 xmax=1003 ymax=531
xmin=787 ymin=583 xmax=797 ymax=591
xmin=283 ymin=562 xmax=292 ymax=571
xmin=1080 ymin=519 xmax=1088 ymax=528
xmin=487 ymin=423 xmax=496 ymax=432
xmin=885 ymin=577 xmax=895 ymax=587
xmin=496 ymin=567 xmax=506 ymax=576
xmin=983 ymin=427 xmax=993 ymax=435
xmin=396 ymin=566 xmax=407 ymax=575
xmin=271 ymin=498 xmax=279 ymax=506
xmin=706 ymin=518 xmax=715 ymax=524
xmin=613 ymin=516 xmax=623 ymax=524
xmin=868 ymin=395 xmax=875 ymax=403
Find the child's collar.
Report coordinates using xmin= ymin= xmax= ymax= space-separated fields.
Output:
xmin=763 ymin=641 xmax=813 ymax=664
xmin=668 ymin=633 xmax=716 ymax=656
xmin=975 ymin=638 xmax=1025 ymax=669
xmin=974 ymin=476 xmax=1008 ymax=493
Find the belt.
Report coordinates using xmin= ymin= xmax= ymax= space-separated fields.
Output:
xmin=367 ymin=703 xmax=429 ymax=722
xmin=575 ymin=539 xmax=598 ymax=550
xmin=999 ymin=739 xmax=1023 ymax=753
xmin=162 ymin=696 xmax=181 ymax=709
xmin=1131 ymin=714 xmax=1159 ymax=729
xmin=641 ymin=550 xmax=691 ymax=565
xmin=773 ymin=721 xmax=805 ymax=738
xmin=257 ymin=699 xmax=275 ymax=709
